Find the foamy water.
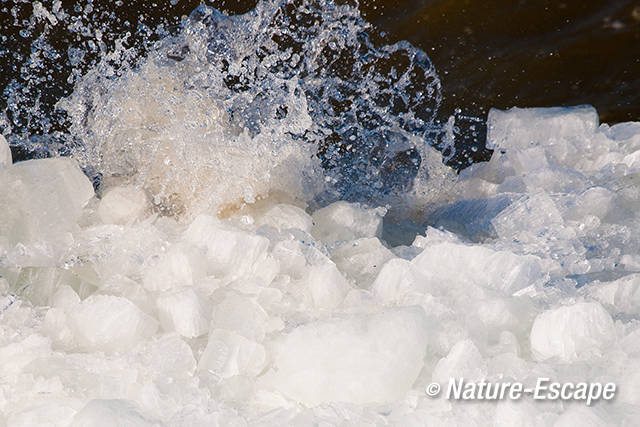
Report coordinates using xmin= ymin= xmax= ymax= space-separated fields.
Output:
xmin=1 ymin=1 xmax=640 ymax=425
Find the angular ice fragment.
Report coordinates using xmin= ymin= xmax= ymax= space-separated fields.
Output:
xmin=142 ymin=244 xmax=205 ymax=292
xmin=68 ymin=295 xmax=158 ymax=353
xmin=256 ymin=204 xmax=313 ymax=233
xmin=564 ymin=187 xmax=614 ymax=221
xmin=0 ymin=134 xmax=11 ymax=166
xmin=371 ymin=258 xmax=430 ymax=304
xmin=98 ymin=275 xmax=154 ymax=315
xmin=487 ymin=106 xmax=598 ymax=153
xmin=7 ymin=398 xmax=78 ymax=427
xmin=11 ymin=267 xmax=81 ymax=307
xmin=595 ymin=274 xmax=640 ymax=316
xmin=184 ymin=215 xmax=278 ymax=285
xmin=0 ymin=334 xmax=51 ymax=377
xmin=50 ymin=285 xmax=81 ymax=310
xmin=553 ymin=406 xmax=609 ymax=427
xmin=432 ymin=339 xmax=487 ymax=384
xmin=494 ymin=401 xmax=539 ymax=427
xmin=430 ymin=195 xmax=515 ymax=240
xmin=14 ymin=157 xmax=94 ymax=211
xmin=136 ymin=334 xmax=197 ymax=377
xmin=198 ymin=329 xmax=266 ymax=379
xmin=98 ymin=185 xmax=148 ymax=225
xmin=491 ymin=192 xmax=565 ymax=241
xmin=43 ymin=307 xmax=76 ymax=349
xmin=530 ymin=302 xmax=615 ymax=362
xmin=330 ymin=237 xmax=395 ymax=286
xmin=211 ymin=293 xmax=268 ymax=342
xmin=71 ymin=399 xmax=154 ymax=427
xmin=0 ymin=157 xmax=94 ymax=250
xmin=311 ymin=201 xmax=386 ymax=243
xmin=412 ymin=241 xmax=545 ymax=295
xmin=305 ymin=261 xmax=351 ymax=310
xmin=156 ymin=288 xmax=209 ymax=338
xmin=260 ymin=306 xmax=429 ymax=405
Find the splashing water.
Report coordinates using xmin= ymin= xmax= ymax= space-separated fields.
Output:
xmin=2 ymin=0 xmax=455 ymax=218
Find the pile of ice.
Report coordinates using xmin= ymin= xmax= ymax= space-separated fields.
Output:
xmin=1 ymin=105 xmax=640 ymax=425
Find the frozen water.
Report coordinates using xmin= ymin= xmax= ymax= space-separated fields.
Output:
xmin=156 ymin=288 xmax=209 ymax=338
xmin=71 ymin=400 xmax=154 ymax=427
xmin=68 ymin=295 xmax=158 ymax=353
xmin=311 ymin=201 xmax=386 ymax=243
xmin=530 ymin=302 xmax=615 ymax=362
xmin=260 ymin=307 xmax=429 ymax=405
xmin=432 ymin=339 xmax=487 ymax=384
xmin=0 ymin=135 xmax=11 ymax=167
xmin=1 ymin=0 xmax=640 ymax=424
xmin=3 ymin=99 xmax=640 ymax=426
xmin=255 ymin=204 xmax=313 ymax=234
xmin=98 ymin=186 xmax=149 ymax=225
xmin=0 ymin=158 xmax=94 ymax=265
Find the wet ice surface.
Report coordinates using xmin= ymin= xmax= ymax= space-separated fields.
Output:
xmin=1 ymin=106 xmax=640 ymax=425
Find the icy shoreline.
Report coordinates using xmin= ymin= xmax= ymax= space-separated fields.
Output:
xmin=2 ymin=106 xmax=640 ymax=425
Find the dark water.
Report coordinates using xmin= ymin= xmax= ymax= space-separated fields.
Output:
xmin=1 ymin=0 xmax=639 ymax=168
xmin=368 ymin=0 xmax=640 ymax=164
xmin=361 ymin=0 xmax=640 ymax=124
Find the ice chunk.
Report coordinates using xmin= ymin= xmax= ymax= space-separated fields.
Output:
xmin=71 ymin=399 xmax=155 ymax=427
xmin=10 ymin=267 xmax=81 ymax=307
xmin=371 ymin=258 xmax=431 ymax=304
xmin=256 ymin=204 xmax=313 ymax=233
xmin=493 ymin=401 xmax=540 ymax=427
xmin=491 ymin=192 xmax=565 ymax=242
xmin=305 ymin=261 xmax=351 ymax=310
xmin=5 ymin=397 xmax=79 ymax=427
xmin=487 ymin=106 xmax=598 ymax=159
xmin=529 ymin=302 xmax=615 ymax=362
xmin=467 ymin=297 xmax=535 ymax=345
xmin=330 ymin=237 xmax=395 ymax=286
xmin=311 ymin=201 xmax=386 ymax=243
xmin=68 ymin=295 xmax=158 ymax=353
xmin=73 ymin=221 xmax=166 ymax=283
xmin=12 ymin=157 xmax=94 ymax=211
xmin=98 ymin=275 xmax=154 ymax=315
xmin=0 ymin=157 xmax=94 ymax=253
xmin=142 ymin=243 xmax=206 ymax=292
xmin=430 ymin=195 xmax=514 ymax=240
xmin=98 ymin=185 xmax=148 ymax=225
xmin=0 ymin=334 xmax=51 ymax=377
xmin=261 ymin=306 xmax=429 ymax=405
xmin=432 ymin=339 xmax=487 ymax=384
xmin=43 ymin=307 xmax=76 ymax=349
xmin=594 ymin=274 xmax=640 ymax=316
xmin=554 ymin=406 xmax=609 ymax=427
xmin=184 ymin=215 xmax=278 ymax=285
xmin=198 ymin=329 xmax=266 ymax=379
xmin=412 ymin=241 xmax=545 ymax=295
xmin=0 ymin=134 xmax=11 ymax=166
xmin=211 ymin=293 xmax=268 ymax=342
xmin=50 ymin=285 xmax=81 ymax=310
xmin=270 ymin=238 xmax=330 ymax=279
xmin=563 ymin=187 xmax=614 ymax=221
xmin=156 ymin=288 xmax=209 ymax=338
xmin=141 ymin=334 xmax=197 ymax=377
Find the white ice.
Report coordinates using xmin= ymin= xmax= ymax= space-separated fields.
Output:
xmin=1 ymin=105 xmax=640 ymax=425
